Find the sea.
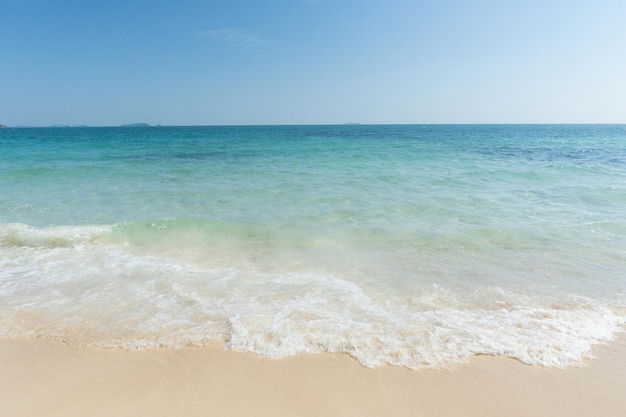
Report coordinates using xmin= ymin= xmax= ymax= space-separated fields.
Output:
xmin=1 ymin=124 xmax=625 ymax=370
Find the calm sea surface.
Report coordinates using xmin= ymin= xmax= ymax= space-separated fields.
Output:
xmin=1 ymin=124 xmax=625 ymax=369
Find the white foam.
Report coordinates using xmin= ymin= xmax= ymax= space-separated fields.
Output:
xmin=0 ymin=223 xmax=113 ymax=248
xmin=1 ymin=222 xmax=625 ymax=369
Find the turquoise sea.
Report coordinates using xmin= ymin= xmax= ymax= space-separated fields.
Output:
xmin=1 ymin=124 xmax=625 ymax=369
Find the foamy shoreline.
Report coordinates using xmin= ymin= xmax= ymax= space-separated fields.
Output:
xmin=2 ymin=335 xmax=625 ymax=417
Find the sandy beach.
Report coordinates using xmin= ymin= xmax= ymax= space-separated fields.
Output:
xmin=4 ymin=0 xmax=626 ymax=411
xmin=1 ymin=335 xmax=625 ymax=417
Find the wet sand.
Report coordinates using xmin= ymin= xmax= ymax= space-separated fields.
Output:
xmin=1 ymin=335 xmax=625 ymax=417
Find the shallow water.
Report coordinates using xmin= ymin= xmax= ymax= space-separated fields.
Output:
xmin=1 ymin=124 xmax=625 ymax=369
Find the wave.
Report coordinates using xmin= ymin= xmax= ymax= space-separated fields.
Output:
xmin=0 ymin=223 xmax=114 ymax=248
xmin=1 ymin=222 xmax=624 ymax=369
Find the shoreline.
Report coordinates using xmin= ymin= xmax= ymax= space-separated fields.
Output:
xmin=2 ymin=334 xmax=625 ymax=417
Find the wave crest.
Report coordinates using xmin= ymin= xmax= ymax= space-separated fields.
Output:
xmin=0 ymin=223 xmax=113 ymax=248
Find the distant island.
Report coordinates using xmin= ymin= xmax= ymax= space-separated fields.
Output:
xmin=0 ymin=123 xmax=154 ymax=128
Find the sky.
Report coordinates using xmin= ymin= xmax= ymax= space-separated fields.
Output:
xmin=1 ymin=0 xmax=625 ymax=126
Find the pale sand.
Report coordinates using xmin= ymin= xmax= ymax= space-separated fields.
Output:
xmin=1 ymin=335 xmax=625 ymax=417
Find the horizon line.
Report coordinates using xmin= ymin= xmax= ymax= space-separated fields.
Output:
xmin=3 ymin=122 xmax=626 ymax=129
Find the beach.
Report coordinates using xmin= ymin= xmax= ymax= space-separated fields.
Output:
xmin=4 ymin=0 xmax=626 ymax=413
xmin=2 ymin=125 xmax=626 ymax=415
xmin=2 ymin=335 xmax=625 ymax=417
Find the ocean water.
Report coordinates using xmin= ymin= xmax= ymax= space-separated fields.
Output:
xmin=1 ymin=124 xmax=625 ymax=369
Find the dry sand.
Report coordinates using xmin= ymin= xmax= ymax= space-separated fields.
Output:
xmin=1 ymin=335 xmax=625 ymax=417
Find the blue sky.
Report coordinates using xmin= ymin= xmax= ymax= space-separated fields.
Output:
xmin=1 ymin=0 xmax=625 ymax=126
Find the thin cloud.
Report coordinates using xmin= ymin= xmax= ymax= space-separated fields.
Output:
xmin=200 ymin=29 xmax=274 ymax=49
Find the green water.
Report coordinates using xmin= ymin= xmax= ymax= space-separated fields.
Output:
xmin=1 ymin=124 xmax=625 ymax=368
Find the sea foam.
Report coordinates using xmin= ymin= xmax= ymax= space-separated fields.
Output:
xmin=0 ymin=223 xmax=623 ymax=370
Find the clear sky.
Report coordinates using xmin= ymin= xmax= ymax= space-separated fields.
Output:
xmin=2 ymin=0 xmax=625 ymax=126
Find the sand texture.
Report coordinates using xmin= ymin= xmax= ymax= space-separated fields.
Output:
xmin=1 ymin=335 xmax=625 ymax=417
